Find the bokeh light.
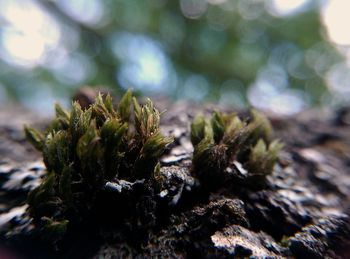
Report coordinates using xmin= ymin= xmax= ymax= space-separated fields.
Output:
xmin=0 ymin=0 xmax=60 ymax=67
xmin=111 ymin=32 xmax=172 ymax=93
xmin=322 ymin=1 xmax=350 ymax=46
xmin=0 ymin=0 xmax=349 ymax=115
xmin=55 ymin=0 xmax=105 ymax=27
xmin=266 ymin=0 xmax=310 ymax=17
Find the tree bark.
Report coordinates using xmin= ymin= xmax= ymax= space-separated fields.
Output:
xmin=0 ymin=102 xmax=349 ymax=258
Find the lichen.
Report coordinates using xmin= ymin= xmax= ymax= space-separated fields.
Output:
xmin=24 ymin=90 xmax=173 ymax=242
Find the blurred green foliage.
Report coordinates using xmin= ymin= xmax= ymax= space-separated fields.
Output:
xmin=0 ymin=0 xmax=345 ymax=113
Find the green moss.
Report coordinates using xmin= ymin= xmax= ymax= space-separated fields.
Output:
xmin=25 ymin=93 xmax=282 ymax=243
xmin=24 ymin=89 xmax=173 ymax=241
xmin=190 ymin=110 xmax=282 ymax=188
xmin=24 ymin=126 xmax=45 ymax=151
xmin=246 ymin=139 xmax=283 ymax=177
xmin=41 ymin=217 xmax=69 ymax=244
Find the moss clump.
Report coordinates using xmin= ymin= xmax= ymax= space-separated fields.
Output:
xmin=24 ymin=90 xmax=173 ymax=242
xmin=190 ymin=109 xmax=282 ymax=188
xmin=246 ymin=139 xmax=283 ymax=180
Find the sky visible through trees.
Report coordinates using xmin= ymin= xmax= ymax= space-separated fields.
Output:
xmin=0 ymin=0 xmax=349 ymax=115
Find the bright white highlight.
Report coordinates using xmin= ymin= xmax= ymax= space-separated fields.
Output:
xmin=0 ymin=0 xmax=60 ymax=67
xmin=266 ymin=0 xmax=309 ymax=17
xmin=111 ymin=32 xmax=170 ymax=92
xmin=322 ymin=1 xmax=350 ymax=46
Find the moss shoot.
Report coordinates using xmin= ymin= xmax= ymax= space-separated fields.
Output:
xmin=24 ymin=90 xmax=173 ymax=243
xmin=190 ymin=110 xmax=283 ymax=188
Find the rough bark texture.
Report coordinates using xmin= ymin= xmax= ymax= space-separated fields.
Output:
xmin=0 ymin=101 xmax=350 ymax=258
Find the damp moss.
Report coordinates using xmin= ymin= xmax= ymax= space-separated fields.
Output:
xmin=24 ymin=90 xmax=173 ymax=242
xmin=190 ymin=109 xmax=282 ymax=188
xmin=24 ymin=92 xmax=282 ymax=243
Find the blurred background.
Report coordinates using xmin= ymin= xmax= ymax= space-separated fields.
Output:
xmin=0 ymin=0 xmax=349 ymax=115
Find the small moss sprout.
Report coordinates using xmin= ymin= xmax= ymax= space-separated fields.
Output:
xmin=190 ymin=109 xmax=283 ymax=187
xmin=246 ymin=139 xmax=283 ymax=177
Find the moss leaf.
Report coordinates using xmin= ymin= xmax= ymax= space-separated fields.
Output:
xmin=211 ymin=111 xmax=225 ymax=143
xmin=118 ymin=89 xmax=133 ymax=122
xmin=190 ymin=115 xmax=206 ymax=146
xmin=24 ymin=125 xmax=44 ymax=151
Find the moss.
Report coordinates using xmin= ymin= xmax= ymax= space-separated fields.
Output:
xmin=190 ymin=110 xmax=282 ymax=188
xmin=246 ymin=139 xmax=283 ymax=177
xmin=24 ymin=90 xmax=173 ymax=242
xmin=24 ymin=92 xmax=282 ymax=244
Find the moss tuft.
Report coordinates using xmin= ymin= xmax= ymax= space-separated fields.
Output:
xmin=191 ymin=110 xmax=282 ymax=188
xmin=24 ymin=90 xmax=173 ymax=242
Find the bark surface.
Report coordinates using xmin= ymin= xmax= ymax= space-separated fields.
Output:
xmin=0 ymin=102 xmax=350 ymax=258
